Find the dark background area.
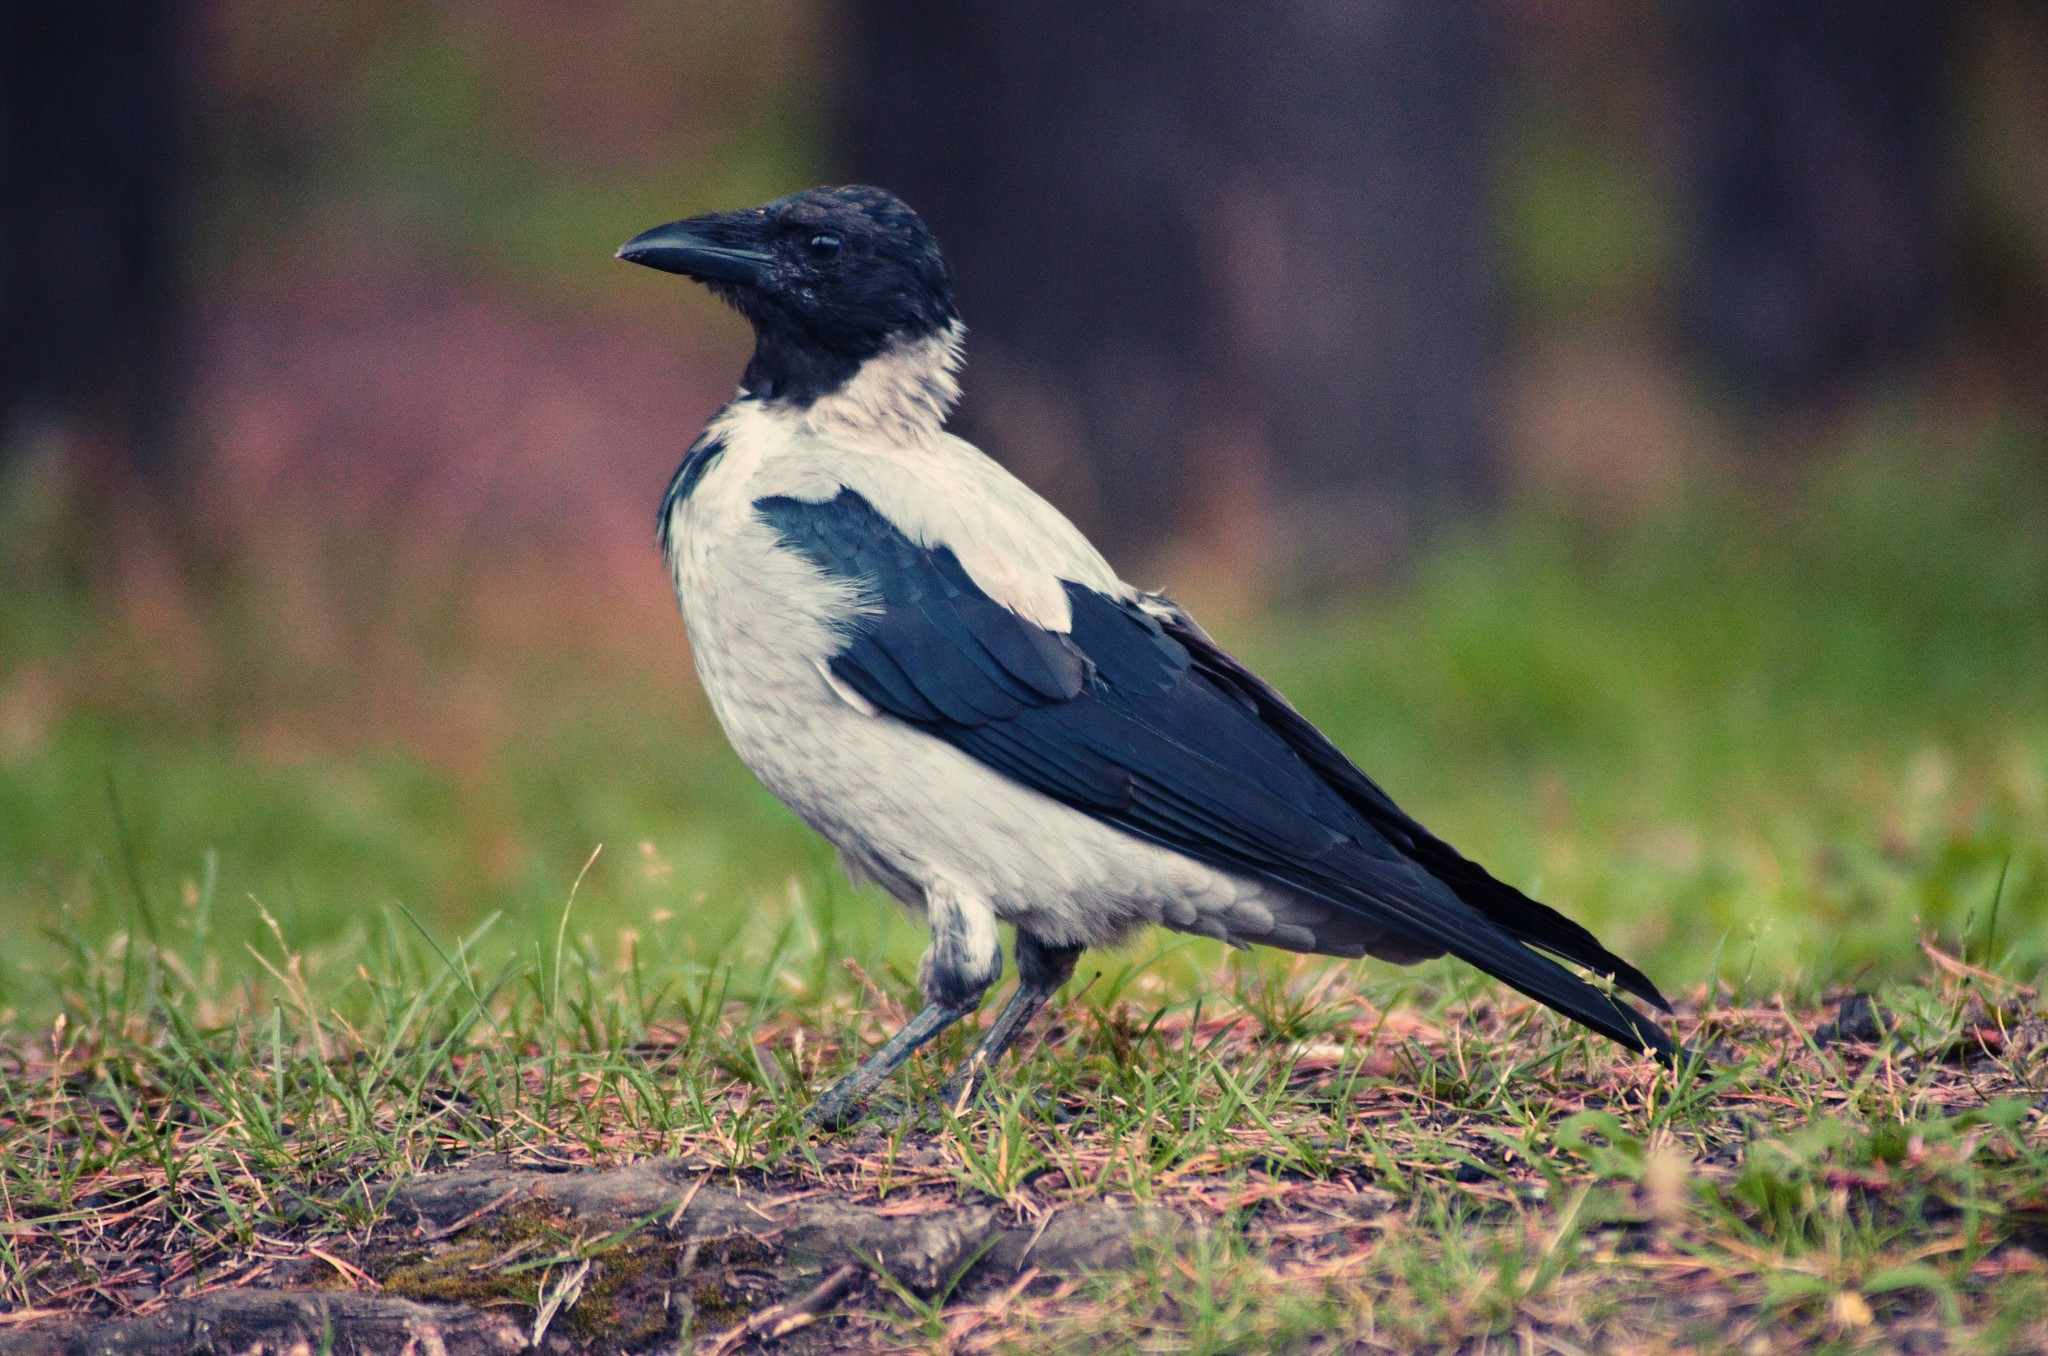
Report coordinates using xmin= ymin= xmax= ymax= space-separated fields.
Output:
xmin=1 ymin=0 xmax=2045 ymax=1004
xmin=10 ymin=1 xmax=2045 ymax=577
xmin=6 ymin=13 xmax=2048 ymax=1346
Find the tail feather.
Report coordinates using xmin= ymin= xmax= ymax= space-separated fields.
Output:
xmin=1397 ymin=831 xmax=1672 ymax=1013
xmin=1157 ymin=607 xmax=1675 ymax=1045
xmin=1293 ymin=850 xmax=1678 ymax=1061
xmin=1159 ymin=609 xmax=1673 ymax=1019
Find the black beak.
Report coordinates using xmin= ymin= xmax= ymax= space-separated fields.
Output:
xmin=616 ymin=218 xmax=774 ymax=284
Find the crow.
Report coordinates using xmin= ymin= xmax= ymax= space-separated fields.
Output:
xmin=617 ymin=185 xmax=1673 ymax=1127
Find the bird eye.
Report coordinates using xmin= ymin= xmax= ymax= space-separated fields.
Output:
xmin=805 ymin=233 xmax=843 ymax=261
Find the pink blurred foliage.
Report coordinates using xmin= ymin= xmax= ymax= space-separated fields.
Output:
xmin=141 ymin=265 xmax=740 ymax=765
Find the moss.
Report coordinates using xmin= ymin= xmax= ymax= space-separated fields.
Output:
xmin=370 ymin=1206 xmax=786 ymax=1352
xmin=364 ymin=1204 xmax=814 ymax=1350
xmin=689 ymin=1280 xmax=752 ymax=1331
xmin=562 ymin=1235 xmax=784 ymax=1349
xmin=562 ymin=1240 xmax=673 ymax=1346
xmin=372 ymin=1201 xmax=567 ymax=1309
xmin=379 ymin=1247 xmax=539 ymax=1308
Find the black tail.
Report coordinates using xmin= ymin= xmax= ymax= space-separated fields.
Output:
xmin=1294 ymin=846 xmax=1678 ymax=1061
xmin=1395 ymin=830 xmax=1671 ymax=1013
xmin=1160 ymin=608 xmax=1675 ymax=1041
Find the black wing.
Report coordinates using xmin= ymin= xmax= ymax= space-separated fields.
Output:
xmin=1154 ymin=606 xmax=1670 ymax=1014
xmin=758 ymin=488 xmax=1672 ymax=1057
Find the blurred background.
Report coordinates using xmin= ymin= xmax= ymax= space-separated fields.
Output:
xmin=2 ymin=0 xmax=2045 ymax=1016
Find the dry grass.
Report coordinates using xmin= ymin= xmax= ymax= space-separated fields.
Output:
xmin=2 ymin=916 xmax=2044 ymax=1353
xmin=4 ymin=411 xmax=2047 ymax=1350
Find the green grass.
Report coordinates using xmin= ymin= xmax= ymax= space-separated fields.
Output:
xmin=2 ymin=894 xmax=2044 ymax=1350
xmin=1 ymin=419 xmax=2046 ymax=1350
xmin=4 ymin=419 xmax=2043 ymax=1010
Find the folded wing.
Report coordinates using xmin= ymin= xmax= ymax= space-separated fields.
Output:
xmin=758 ymin=488 xmax=1673 ymax=1057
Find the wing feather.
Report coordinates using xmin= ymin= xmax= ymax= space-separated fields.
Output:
xmin=755 ymin=489 xmax=1673 ymax=1057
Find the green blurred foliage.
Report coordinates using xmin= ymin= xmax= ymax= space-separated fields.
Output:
xmin=2 ymin=421 xmax=2043 ymax=1022
xmin=4 ymin=1 xmax=2045 ymax=1027
xmin=1499 ymin=113 xmax=1675 ymax=323
xmin=197 ymin=2 xmax=827 ymax=298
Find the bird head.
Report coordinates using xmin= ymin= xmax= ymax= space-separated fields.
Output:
xmin=617 ymin=186 xmax=958 ymax=401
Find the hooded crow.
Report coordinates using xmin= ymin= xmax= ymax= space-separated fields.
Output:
xmin=618 ymin=186 xmax=1674 ymax=1127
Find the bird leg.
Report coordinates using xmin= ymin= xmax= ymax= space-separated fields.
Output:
xmin=936 ymin=934 xmax=1082 ymax=1114
xmin=810 ymin=884 xmax=1009 ymax=1127
xmin=805 ymin=1000 xmax=975 ymax=1128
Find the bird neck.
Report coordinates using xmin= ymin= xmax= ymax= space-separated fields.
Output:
xmin=745 ymin=321 xmax=964 ymax=444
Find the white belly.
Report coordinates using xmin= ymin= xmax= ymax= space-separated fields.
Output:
xmin=668 ymin=527 xmax=1271 ymax=948
xmin=690 ymin=599 xmax=1268 ymax=947
xmin=659 ymin=403 xmax=1370 ymax=957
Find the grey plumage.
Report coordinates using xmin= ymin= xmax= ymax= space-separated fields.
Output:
xmin=618 ymin=186 xmax=1673 ymax=1125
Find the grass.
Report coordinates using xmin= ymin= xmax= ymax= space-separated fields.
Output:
xmin=1 ymin=413 xmax=2046 ymax=1350
xmin=2 ymin=910 xmax=2045 ymax=1351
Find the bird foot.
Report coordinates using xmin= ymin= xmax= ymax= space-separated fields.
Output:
xmin=806 ymin=1091 xmax=919 ymax=1131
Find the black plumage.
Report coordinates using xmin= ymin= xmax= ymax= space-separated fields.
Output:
xmin=624 ymin=184 xmax=1677 ymax=1125
xmin=621 ymin=185 xmax=957 ymax=405
xmin=757 ymin=488 xmax=1674 ymax=1059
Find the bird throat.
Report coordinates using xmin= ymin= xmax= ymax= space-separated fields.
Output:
xmin=748 ymin=321 xmax=965 ymax=443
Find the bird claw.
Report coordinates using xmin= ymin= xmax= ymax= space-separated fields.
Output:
xmin=805 ymin=1092 xmax=912 ymax=1132
xmin=808 ymin=1077 xmax=1070 ymax=1134
xmin=863 ymin=1095 xmax=918 ymax=1127
xmin=803 ymin=1091 xmax=866 ymax=1131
